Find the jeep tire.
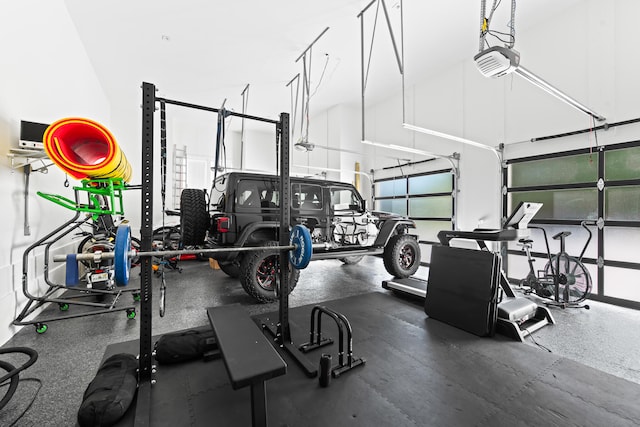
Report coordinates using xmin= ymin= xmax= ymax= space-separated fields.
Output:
xmin=383 ymin=234 xmax=421 ymax=278
xmin=240 ymin=242 xmax=299 ymax=303
xmin=180 ymin=189 xmax=209 ymax=246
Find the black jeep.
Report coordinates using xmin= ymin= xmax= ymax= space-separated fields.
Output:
xmin=180 ymin=172 xmax=420 ymax=302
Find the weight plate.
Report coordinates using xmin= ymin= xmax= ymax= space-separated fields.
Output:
xmin=114 ymin=224 xmax=131 ymax=286
xmin=289 ymin=225 xmax=312 ymax=269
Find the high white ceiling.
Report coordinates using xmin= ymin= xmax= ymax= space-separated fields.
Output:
xmin=64 ymin=0 xmax=584 ymax=126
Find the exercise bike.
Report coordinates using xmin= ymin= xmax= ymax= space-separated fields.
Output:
xmin=518 ymin=221 xmax=595 ymax=309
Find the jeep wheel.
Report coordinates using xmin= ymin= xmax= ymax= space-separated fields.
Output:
xmin=240 ymin=242 xmax=299 ymax=303
xmin=339 ymin=255 xmax=364 ymax=265
xmin=383 ymin=234 xmax=421 ymax=278
xmin=219 ymin=260 xmax=241 ymax=278
xmin=180 ymin=189 xmax=209 ymax=246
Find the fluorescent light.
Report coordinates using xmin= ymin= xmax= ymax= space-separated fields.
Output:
xmin=402 ymin=123 xmax=496 ymax=152
xmin=473 ymin=47 xmax=606 ymax=122
xmin=514 ymin=66 xmax=606 ymax=122
xmin=361 ymin=139 xmax=438 ymax=158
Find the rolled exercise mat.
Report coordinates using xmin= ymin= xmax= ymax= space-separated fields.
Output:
xmin=43 ymin=117 xmax=132 ymax=182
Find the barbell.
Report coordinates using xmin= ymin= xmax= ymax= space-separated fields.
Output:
xmin=54 ymin=224 xmax=313 ymax=286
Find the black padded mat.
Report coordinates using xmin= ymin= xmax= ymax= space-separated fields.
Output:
xmin=107 ymin=292 xmax=640 ymax=426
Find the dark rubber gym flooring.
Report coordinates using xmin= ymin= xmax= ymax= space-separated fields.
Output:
xmin=109 ymin=292 xmax=640 ymax=426
xmin=2 ymin=256 xmax=640 ymax=426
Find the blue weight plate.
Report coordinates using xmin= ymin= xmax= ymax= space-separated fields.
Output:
xmin=289 ymin=225 xmax=312 ymax=269
xmin=114 ymin=224 xmax=131 ymax=286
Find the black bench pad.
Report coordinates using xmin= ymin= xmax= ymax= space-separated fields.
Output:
xmin=207 ymin=304 xmax=286 ymax=389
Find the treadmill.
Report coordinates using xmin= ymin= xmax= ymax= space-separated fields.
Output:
xmin=382 ymin=275 xmax=427 ymax=297
xmin=384 ymin=202 xmax=555 ymax=341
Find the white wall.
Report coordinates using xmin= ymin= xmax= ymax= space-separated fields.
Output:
xmin=0 ymin=1 xmax=110 ymax=344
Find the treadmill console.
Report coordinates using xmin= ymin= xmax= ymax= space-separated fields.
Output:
xmin=504 ymin=201 xmax=543 ymax=230
xmin=437 ymin=202 xmax=543 ymax=246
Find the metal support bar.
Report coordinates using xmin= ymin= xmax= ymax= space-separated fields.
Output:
xmin=259 ymin=111 xmax=319 ymax=378
xmin=52 ymin=244 xmax=298 ymax=262
xmin=527 ymin=117 xmax=640 ymax=143
xmin=359 ymin=0 xmax=405 ymax=136
xmin=135 ymin=82 xmax=155 ymax=427
xmin=479 ymin=0 xmax=487 ymax=52
xmin=357 ymin=0 xmax=378 ymax=18
xmin=240 ymin=84 xmax=250 ymax=170
xmin=286 ymin=74 xmax=300 ymax=142
xmin=360 ymin=10 xmax=366 ymax=141
xmin=278 ymin=113 xmax=291 ymax=343
xmin=515 ymin=66 xmax=606 ymax=122
xmin=250 ymin=381 xmax=268 ymax=427
xmin=285 ymin=74 xmax=300 ymax=87
xmin=294 ymin=27 xmax=330 ymax=63
xmin=380 ymin=0 xmax=403 ymax=75
xmin=24 ymin=165 xmax=31 ymax=236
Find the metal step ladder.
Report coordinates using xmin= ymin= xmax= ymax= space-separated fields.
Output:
xmin=173 ymin=145 xmax=187 ymax=209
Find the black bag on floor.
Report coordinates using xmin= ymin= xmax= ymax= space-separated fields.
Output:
xmin=77 ymin=353 xmax=138 ymax=427
xmin=154 ymin=328 xmax=217 ymax=364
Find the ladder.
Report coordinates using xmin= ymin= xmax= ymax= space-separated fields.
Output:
xmin=173 ymin=145 xmax=187 ymax=209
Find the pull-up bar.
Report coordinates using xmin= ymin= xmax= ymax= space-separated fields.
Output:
xmin=156 ymin=97 xmax=279 ymax=125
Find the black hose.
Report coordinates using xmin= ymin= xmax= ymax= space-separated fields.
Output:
xmin=0 ymin=347 xmax=38 ymax=411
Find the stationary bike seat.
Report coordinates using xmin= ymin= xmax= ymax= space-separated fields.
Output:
xmin=552 ymin=231 xmax=571 ymax=240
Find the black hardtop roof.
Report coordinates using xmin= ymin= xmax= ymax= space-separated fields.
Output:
xmin=220 ymin=171 xmax=356 ymax=188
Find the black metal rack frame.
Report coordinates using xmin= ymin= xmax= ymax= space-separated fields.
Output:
xmin=137 ymin=82 xmax=308 ymax=425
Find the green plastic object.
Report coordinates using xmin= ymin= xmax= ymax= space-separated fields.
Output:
xmin=37 ymin=178 xmax=127 ymax=218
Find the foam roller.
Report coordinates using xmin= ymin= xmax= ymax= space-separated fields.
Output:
xmin=43 ymin=117 xmax=132 ymax=182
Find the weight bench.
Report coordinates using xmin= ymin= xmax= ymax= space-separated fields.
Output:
xmin=207 ymin=304 xmax=287 ymax=427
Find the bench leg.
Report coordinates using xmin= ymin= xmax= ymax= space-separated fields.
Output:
xmin=250 ymin=381 xmax=267 ymax=427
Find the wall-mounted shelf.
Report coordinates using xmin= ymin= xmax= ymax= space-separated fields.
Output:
xmin=7 ymin=147 xmax=51 ymax=172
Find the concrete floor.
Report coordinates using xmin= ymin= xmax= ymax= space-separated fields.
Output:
xmin=1 ymin=256 xmax=640 ymax=426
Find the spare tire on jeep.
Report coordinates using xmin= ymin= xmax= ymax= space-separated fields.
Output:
xmin=383 ymin=234 xmax=421 ymax=278
xmin=180 ymin=189 xmax=209 ymax=246
xmin=240 ymin=242 xmax=299 ymax=303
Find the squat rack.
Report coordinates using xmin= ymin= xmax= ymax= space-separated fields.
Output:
xmin=137 ymin=82 xmax=308 ymax=424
